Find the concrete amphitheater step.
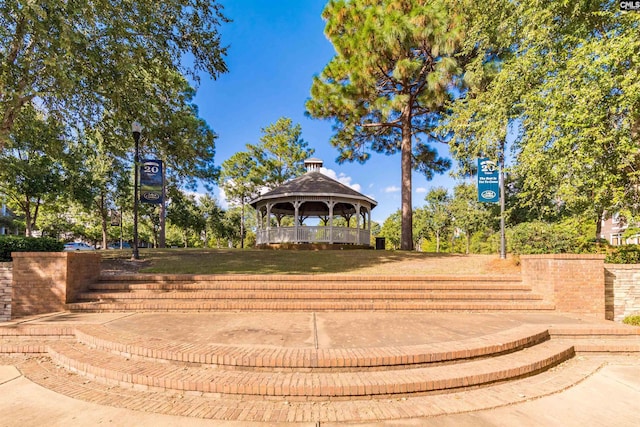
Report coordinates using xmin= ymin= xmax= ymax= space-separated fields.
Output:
xmin=45 ymin=339 xmax=574 ymax=397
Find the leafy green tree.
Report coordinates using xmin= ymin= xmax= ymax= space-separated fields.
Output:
xmin=221 ymin=207 xmax=243 ymax=248
xmin=307 ymin=0 xmax=468 ymax=250
xmin=445 ymin=1 xmax=640 ymax=237
xmin=250 ymin=117 xmax=314 ymax=189
xmin=166 ymin=187 xmax=205 ymax=248
xmin=0 ymin=106 xmax=66 ymax=236
xmin=412 ymin=207 xmax=430 ymax=251
xmin=220 ymin=151 xmax=260 ymax=248
xmin=450 ymin=182 xmax=492 ymax=254
xmin=198 ymin=194 xmax=225 ymax=248
xmin=62 ymin=129 xmax=131 ymax=249
xmin=0 ymin=0 xmax=228 ymax=149
xmin=424 ymin=187 xmax=451 ymax=253
xmin=380 ymin=210 xmax=402 ymax=250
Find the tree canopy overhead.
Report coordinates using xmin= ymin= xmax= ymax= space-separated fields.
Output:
xmin=249 ymin=117 xmax=314 ymax=190
xmin=0 ymin=0 xmax=229 ymax=148
xmin=307 ymin=0 xmax=465 ymax=250
xmin=445 ymin=1 xmax=640 ymax=234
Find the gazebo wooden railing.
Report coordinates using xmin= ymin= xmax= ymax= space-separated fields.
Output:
xmin=256 ymin=226 xmax=370 ymax=245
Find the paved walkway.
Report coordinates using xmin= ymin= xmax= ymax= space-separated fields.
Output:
xmin=1 ymin=311 xmax=639 ymax=426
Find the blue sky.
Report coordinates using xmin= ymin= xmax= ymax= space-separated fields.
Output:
xmin=193 ymin=0 xmax=458 ymax=223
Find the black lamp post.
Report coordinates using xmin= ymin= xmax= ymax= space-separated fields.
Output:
xmin=132 ymin=121 xmax=142 ymax=260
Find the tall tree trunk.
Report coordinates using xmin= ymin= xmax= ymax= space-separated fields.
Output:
xmin=400 ymin=114 xmax=413 ymax=251
xmin=99 ymin=194 xmax=108 ymax=250
xmin=240 ymin=200 xmax=245 ymax=249
xmin=23 ymin=198 xmax=32 ymax=237
xmin=436 ymin=230 xmax=440 ymax=253
xmin=32 ymin=197 xmax=41 ymax=235
xmin=595 ymin=209 xmax=604 ymax=240
xmin=159 ymin=202 xmax=166 ymax=248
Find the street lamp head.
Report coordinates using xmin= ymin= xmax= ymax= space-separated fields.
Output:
xmin=131 ymin=121 xmax=142 ymax=136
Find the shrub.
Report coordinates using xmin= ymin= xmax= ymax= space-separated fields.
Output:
xmin=605 ymin=245 xmax=640 ymax=264
xmin=0 ymin=236 xmax=64 ymax=261
xmin=507 ymin=220 xmax=607 ymax=255
xmin=622 ymin=315 xmax=640 ymax=326
xmin=507 ymin=221 xmax=574 ymax=254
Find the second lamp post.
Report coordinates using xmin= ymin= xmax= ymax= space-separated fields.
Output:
xmin=132 ymin=121 xmax=142 ymax=260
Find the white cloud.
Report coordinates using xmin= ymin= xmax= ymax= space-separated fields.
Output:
xmin=217 ymin=187 xmax=229 ymax=209
xmin=416 ymin=187 xmax=427 ymax=194
xmin=384 ymin=185 xmax=401 ymax=193
xmin=320 ymin=167 xmax=362 ymax=192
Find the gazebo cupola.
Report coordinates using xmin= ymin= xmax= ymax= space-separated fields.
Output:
xmin=250 ymin=159 xmax=377 ymax=247
xmin=304 ymin=158 xmax=323 ymax=172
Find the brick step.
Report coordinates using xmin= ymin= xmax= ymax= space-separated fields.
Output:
xmin=89 ymin=281 xmax=531 ymax=291
xmin=76 ymin=290 xmax=544 ymax=302
xmin=0 ymin=326 xmax=76 ymax=337
xmin=0 ymin=339 xmax=49 ymax=354
xmin=66 ymin=300 xmax=556 ymax=312
xmin=549 ymin=325 xmax=640 ymax=337
xmin=0 ymin=326 xmax=76 ymax=354
xmin=46 ymin=340 xmax=574 ymax=397
xmin=16 ymin=354 xmax=607 ymax=423
xmin=71 ymin=324 xmax=550 ymax=369
xmin=97 ymin=274 xmax=523 ymax=284
xmin=556 ymin=337 xmax=640 ymax=353
xmin=547 ymin=325 xmax=640 ymax=353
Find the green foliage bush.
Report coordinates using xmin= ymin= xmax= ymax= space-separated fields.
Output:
xmin=0 ymin=236 xmax=64 ymax=261
xmin=605 ymin=245 xmax=640 ymax=264
xmin=469 ymin=230 xmax=499 ymax=254
xmin=622 ymin=315 xmax=640 ymax=326
xmin=507 ymin=220 xmax=606 ymax=255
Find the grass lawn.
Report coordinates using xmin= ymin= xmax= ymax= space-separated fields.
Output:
xmin=101 ymin=248 xmax=520 ymax=275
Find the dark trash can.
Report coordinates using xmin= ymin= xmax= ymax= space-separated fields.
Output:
xmin=375 ymin=237 xmax=385 ymax=250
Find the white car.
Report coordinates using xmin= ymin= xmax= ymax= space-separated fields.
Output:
xmin=63 ymin=242 xmax=95 ymax=251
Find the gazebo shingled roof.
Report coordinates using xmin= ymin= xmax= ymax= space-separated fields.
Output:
xmin=249 ymin=171 xmax=377 ymax=209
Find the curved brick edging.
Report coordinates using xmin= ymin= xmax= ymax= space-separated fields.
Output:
xmin=71 ymin=323 xmax=550 ymax=369
xmin=11 ymin=354 xmax=606 ymax=423
xmin=45 ymin=340 xmax=574 ymax=397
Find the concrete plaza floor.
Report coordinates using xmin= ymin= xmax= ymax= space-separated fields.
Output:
xmin=1 ymin=311 xmax=639 ymax=426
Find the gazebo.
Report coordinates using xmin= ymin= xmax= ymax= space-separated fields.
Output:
xmin=250 ymin=159 xmax=377 ymax=247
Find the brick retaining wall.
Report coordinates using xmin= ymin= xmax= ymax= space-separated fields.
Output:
xmin=0 ymin=262 xmax=11 ymax=321
xmin=604 ymin=264 xmax=640 ymax=321
xmin=11 ymin=252 xmax=100 ymax=319
xmin=520 ymin=254 xmax=606 ymax=318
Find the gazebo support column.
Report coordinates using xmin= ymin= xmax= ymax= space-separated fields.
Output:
xmin=266 ymin=203 xmax=273 ymax=243
xmin=328 ymin=200 xmax=336 ymax=244
xmin=293 ymin=201 xmax=302 ymax=243
xmin=356 ymin=203 xmax=361 ymax=244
